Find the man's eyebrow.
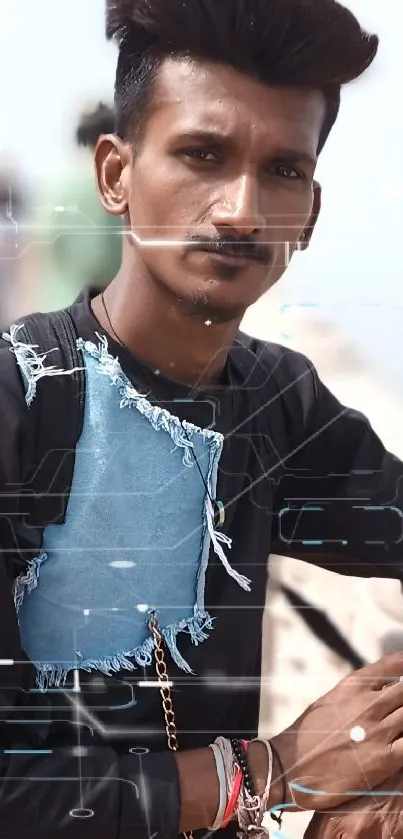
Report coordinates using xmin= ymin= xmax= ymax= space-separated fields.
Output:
xmin=170 ymin=130 xmax=317 ymax=167
xmin=170 ymin=128 xmax=233 ymax=144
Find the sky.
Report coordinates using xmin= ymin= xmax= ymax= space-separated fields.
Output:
xmin=0 ymin=0 xmax=402 ymax=389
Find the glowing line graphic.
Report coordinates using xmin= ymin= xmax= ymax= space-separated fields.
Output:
xmin=290 ymin=782 xmax=403 ymax=798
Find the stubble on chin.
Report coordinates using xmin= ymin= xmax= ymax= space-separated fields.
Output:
xmin=174 ymin=287 xmax=245 ymax=324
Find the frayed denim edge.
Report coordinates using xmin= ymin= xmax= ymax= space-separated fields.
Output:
xmin=13 ymin=552 xmax=48 ymax=611
xmin=13 ymin=555 xmax=214 ymax=691
xmin=2 ymin=323 xmax=83 ymax=407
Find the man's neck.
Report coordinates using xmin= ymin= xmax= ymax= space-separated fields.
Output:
xmin=91 ymin=272 xmax=242 ymax=387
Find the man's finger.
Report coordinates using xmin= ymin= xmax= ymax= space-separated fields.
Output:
xmin=346 ymin=653 xmax=403 ymax=690
xmin=304 ymin=812 xmax=381 ymax=839
xmin=377 ymin=681 xmax=403 ymax=717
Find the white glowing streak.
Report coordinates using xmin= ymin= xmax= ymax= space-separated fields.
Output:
xmin=130 ymin=228 xmax=292 ymax=248
xmin=130 ymin=228 xmax=196 ymax=249
xmin=73 ymin=669 xmax=82 ymax=693
xmin=72 ymin=669 xmax=84 ymax=810
xmin=65 ymin=689 xmax=140 ymax=738
xmin=6 ymin=185 xmax=18 ymax=234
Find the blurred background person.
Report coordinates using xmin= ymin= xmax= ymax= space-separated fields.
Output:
xmin=30 ymin=101 xmax=122 ymax=312
xmin=0 ymin=160 xmax=29 ymax=328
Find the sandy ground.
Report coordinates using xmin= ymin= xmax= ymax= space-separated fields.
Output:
xmin=242 ymin=291 xmax=403 ymax=837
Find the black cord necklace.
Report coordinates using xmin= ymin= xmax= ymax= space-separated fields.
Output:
xmin=100 ymin=291 xmax=225 ymax=529
xmin=101 ymin=290 xmax=125 ymax=347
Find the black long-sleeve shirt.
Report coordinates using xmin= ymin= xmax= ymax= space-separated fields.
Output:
xmin=0 ymin=291 xmax=402 ymax=837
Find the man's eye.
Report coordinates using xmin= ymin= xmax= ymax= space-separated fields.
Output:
xmin=183 ymin=148 xmax=217 ymax=162
xmin=275 ymin=165 xmax=301 ymax=179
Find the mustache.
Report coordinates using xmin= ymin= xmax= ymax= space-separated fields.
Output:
xmin=187 ymin=234 xmax=270 ymax=264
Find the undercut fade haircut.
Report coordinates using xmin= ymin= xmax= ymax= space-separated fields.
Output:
xmin=105 ymin=0 xmax=378 ymax=154
xmin=76 ymin=102 xmax=116 ymax=149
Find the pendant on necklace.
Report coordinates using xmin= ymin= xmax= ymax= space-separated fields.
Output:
xmin=214 ymin=500 xmax=225 ymax=528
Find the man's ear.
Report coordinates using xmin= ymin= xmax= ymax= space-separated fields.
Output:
xmin=94 ymin=134 xmax=132 ymax=217
xmin=299 ymin=181 xmax=322 ymax=251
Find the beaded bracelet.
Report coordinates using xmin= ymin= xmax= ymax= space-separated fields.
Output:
xmin=229 ymin=738 xmax=256 ymax=798
xmin=214 ymin=737 xmax=244 ymax=829
xmin=213 ymin=736 xmax=277 ymax=836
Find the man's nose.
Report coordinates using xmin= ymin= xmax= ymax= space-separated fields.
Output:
xmin=210 ymin=173 xmax=266 ymax=238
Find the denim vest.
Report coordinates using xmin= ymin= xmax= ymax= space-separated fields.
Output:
xmin=8 ymin=331 xmax=250 ymax=690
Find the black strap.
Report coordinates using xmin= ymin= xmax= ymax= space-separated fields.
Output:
xmin=0 ymin=308 xmax=85 ymax=705
xmin=12 ymin=308 xmax=85 ymax=556
xmin=279 ymin=583 xmax=366 ymax=670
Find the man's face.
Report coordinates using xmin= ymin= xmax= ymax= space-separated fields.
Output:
xmin=122 ymin=59 xmax=324 ymax=322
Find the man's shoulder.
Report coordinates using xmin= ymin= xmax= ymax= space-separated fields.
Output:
xmin=0 ymin=302 xmax=83 ymax=409
xmin=0 ymin=325 xmax=31 ymax=461
xmin=0 ymin=308 xmax=65 ymax=369
xmin=234 ymin=330 xmax=319 ymax=433
xmin=0 ymin=323 xmax=27 ymax=398
xmin=236 ymin=328 xmax=317 ymax=385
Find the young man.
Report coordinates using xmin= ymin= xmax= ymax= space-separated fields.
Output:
xmin=1 ymin=1 xmax=403 ymax=837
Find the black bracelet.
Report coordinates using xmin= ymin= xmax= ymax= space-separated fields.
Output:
xmin=229 ymin=738 xmax=256 ymax=798
xmin=269 ymin=741 xmax=286 ymax=828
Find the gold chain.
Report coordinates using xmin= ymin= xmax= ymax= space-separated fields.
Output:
xmin=148 ymin=613 xmax=194 ymax=839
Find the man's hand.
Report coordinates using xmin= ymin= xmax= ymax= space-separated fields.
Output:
xmin=271 ymin=652 xmax=403 ymax=810
xmin=303 ymin=772 xmax=403 ymax=838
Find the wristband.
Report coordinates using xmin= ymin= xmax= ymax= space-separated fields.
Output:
xmin=221 ymin=763 xmax=243 ymax=828
xmin=208 ymin=743 xmax=227 ymax=831
xmin=269 ymin=740 xmax=286 ymax=828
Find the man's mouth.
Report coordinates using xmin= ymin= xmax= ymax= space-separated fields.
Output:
xmin=195 ymin=241 xmax=266 ymax=264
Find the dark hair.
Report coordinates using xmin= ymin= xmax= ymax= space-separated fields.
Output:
xmin=76 ymin=102 xmax=116 ymax=149
xmin=105 ymin=0 xmax=378 ymax=154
